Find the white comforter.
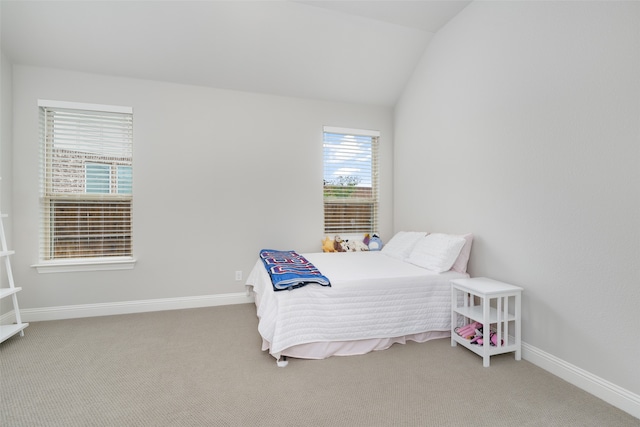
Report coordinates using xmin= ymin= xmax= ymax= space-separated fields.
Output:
xmin=246 ymin=251 xmax=469 ymax=356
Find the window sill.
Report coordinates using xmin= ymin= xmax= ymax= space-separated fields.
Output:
xmin=32 ymin=257 xmax=137 ymax=274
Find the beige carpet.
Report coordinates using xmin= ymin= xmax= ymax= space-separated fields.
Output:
xmin=1 ymin=303 xmax=638 ymax=426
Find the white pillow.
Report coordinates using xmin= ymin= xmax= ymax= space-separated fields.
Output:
xmin=407 ymin=233 xmax=466 ymax=273
xmin=380 ymin=231 xmax=427 ymax=260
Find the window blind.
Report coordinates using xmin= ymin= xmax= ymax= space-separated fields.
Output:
xmin=323 ymin=126 xmax=379 ymax=234
xmin=39 ymin=101 xmax=133 ymax=261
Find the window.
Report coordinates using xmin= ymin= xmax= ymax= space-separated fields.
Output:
xmin=38 ymin=100 xmax=133 ymax=264
xmin=85 ymin=163 xmax=111 ymax=194
xmin=86 ymin=163 xmax=132 ymax=194
xmin=323 ymin=126 xmax=379 ymax=234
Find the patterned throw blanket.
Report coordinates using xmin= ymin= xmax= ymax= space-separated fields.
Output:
xmin=259 ymin=249 xmax=331 ymax=291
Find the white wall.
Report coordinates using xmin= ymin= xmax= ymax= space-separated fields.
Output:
xmin=1 ymin=51 xmax=13 ymax=304
xmin=11 ymin=66 xmax=393 ymax=310
xmin=0 ymin=53 xmax=12 ymax=213
xmin=394 ymin=1 xmax=640 ymax=395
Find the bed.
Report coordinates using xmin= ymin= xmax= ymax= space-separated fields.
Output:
xmin=245 ymin=232 xmax=473 ymax=365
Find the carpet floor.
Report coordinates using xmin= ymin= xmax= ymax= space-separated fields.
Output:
xmin=1 ymin=303 xmax=638 ymax=426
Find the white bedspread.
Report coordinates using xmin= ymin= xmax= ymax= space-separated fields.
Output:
xmin=246 ymin=251 xmax=469 ymax=356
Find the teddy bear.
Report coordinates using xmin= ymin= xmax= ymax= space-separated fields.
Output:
xmin=322 ymin=236 xmax=335 ymax=252
xmin=333 ymin=235 xmax=348 ymax=252
xmin=346 ymin=239 xmax=369 ymax=252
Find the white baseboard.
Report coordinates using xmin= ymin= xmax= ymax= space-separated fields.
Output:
xmin=522 ymin=342 xmax=640 ymax=420
xmin=10 ymin=292 xmax=254 ymax=323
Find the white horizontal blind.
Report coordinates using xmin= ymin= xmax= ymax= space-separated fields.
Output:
xmin=323 ymin=127 xmax=379 ymax=234
xmin=39 ymin=102 xmax=133 ymax=261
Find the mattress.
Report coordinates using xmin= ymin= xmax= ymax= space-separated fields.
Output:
xmin=246 ymin=251 xmax=469 ymax=359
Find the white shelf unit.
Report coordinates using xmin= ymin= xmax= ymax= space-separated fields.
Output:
xmin=0 ymin=213 xmax=28 ymax=343
xmin=451 ymin=277 xmax=522 ymax=367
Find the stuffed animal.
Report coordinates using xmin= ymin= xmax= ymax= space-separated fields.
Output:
xmin=334 ymin=235 xmax=347 ymax=252
xmin=347 ymin=239 xmax=369 ymax=252
xmin=363 ymin=233 xmax=371 ymax=246
xmin=368 ymin=234 xmax=383 ymax=251
xmin=322 ymin=236 xmax=335 ymax=252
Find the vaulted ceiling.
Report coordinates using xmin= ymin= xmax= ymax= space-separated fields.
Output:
xmin=1 ymin=1 xmax=471 ymax=107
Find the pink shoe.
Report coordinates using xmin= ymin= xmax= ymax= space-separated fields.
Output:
xmin=490 ymin=332 xmax=504 ymax=347
xmin=455 ymin=322 xmax=482 ymax=338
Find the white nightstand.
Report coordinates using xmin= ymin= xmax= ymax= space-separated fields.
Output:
xmin=451 ymin=277 xmax=523 ymax=367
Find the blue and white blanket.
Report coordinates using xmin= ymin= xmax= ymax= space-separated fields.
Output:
xmin=259 ymin=249 xmax=331 ymax=291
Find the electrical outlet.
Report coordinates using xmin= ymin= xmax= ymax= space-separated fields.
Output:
xmin=235 ymin=271 xmax=243 ymax=281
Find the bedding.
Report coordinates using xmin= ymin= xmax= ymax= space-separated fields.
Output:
xmin=451 ymin=233 xmax=473 ymax=274
xmin=259 ymin=249 xmax=330 ymax=291
xmin=407 ymin=233 xmax=466 ymax=273
xmin=246 ymin=250 xmax=469 ymax=362
xmin=379 ymin=231 xmax=426 ymax=260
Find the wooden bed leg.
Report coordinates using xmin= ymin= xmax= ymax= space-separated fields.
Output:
xmin=276 ymin=356 xmax=288 ymax=368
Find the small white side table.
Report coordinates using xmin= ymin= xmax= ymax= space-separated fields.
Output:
xmin=451 ymin=277 xmax=523 ymax=367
